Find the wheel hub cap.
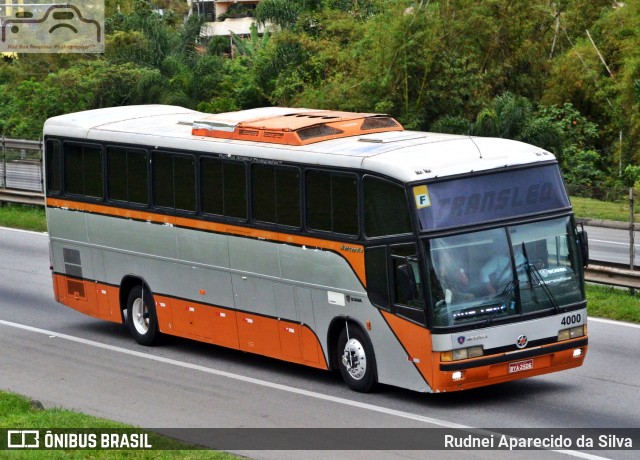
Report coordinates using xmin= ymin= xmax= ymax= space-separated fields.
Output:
xmin=342 ymin=338 xmax=367 ymax=380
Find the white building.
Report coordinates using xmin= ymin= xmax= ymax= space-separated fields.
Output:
xmin=188 ymin=0 xmax=261 ymax=36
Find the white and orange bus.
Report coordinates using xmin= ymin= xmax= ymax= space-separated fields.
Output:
xmin=43 ymin=105 xmax=588 ymax=393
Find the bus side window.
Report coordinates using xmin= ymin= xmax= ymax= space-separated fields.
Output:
xmin=45 ymin=139 xmax=62 ymax=195
xmin=395 ymin=262 xmax=418 ymax=305
xmin=391 ymin=243 xmax=426 ymax=326
xmin=64 ymin=142 xmax=103 ymax=199
xmin=252 ymin=164 xmax=301 ymax=228
xmin=306 ymin=170 xmax=359 ymax=236
xmin=363 ymin=176 xmax=412 ymax=237
xmin=365 ymin=246 xmax=391 ymax=310
xmin=107 ymin=147 xmax=148 ymax=205
xmin=152 ymin=151 xmax=196 ymax=212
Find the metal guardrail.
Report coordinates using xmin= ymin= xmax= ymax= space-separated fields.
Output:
xmin=0 ymin=188 xmax=45 ymax=206
xmin=1 ymin=137 xmax=43 ymax=201
xmin=585 ymin=263 xmax=640 ymax=290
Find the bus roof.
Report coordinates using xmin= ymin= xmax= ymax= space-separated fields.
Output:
xmin=44 ymin=105 xmax=556 ymax=183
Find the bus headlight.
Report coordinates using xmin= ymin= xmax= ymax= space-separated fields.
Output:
xmin=558 ymin=325 xmax=585 ymax=341
xmin=441 ymin=346 xmax=484 ymax=362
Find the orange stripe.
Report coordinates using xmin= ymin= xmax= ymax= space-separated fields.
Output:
xmin=47 ymin=197 xmax=367 ymax=286
xmin=381 ymin=310 xmax=434 ymax=386
xmin=52 ymin=273 xmax=328 ymax=370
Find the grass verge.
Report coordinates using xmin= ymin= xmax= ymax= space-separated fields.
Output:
xmin=0 ymin=391 xmax=238 ymax=458
xmin=585 ymin=284 xmax=640 ymax=324
xmin=0 ymin=203 xmax=47 ymax=233
xmin=570 ymin=196 xmax=638 ymax=223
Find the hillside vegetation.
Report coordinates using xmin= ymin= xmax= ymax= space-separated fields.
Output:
xmin=1 ymin=0 xmax=639 ymax=191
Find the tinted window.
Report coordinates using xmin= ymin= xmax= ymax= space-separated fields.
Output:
xmin=414 ymin=164 xmax=570 ymax=231
xmin=108 ymin=148 xmax=128 ymax=201
xmin=332 ymin=175 xmax=358 ymax=235
xmin=153 ymin=152 xmax=196 ymax=212
xmin=307 ymin=170 xmax=358 ymax=236
xmin=277 ymin=168 xmax=300 ymax=227
xmin=392 ymin=243 xmax=426 ymax=324
xmin=153 ymin=152 xmax=173 ymax=208
xmin=364 ymin=176 xmax=412 ymax=237
xmin=174 ymin=155 xmax=196 ymax=212
xmin=45 ymin=139 xmax=62 ymax=195
xmin=201 ymin=157 xmax=247 ymax=220
xmin=307 ymin=171 xmax=332 ymax=232
xmin=365 ymin=246 xmax=390 ymax=310
xmin=128 ymin=152 xmax=148 ymax=205
xmin=224 ymin=162 xmax=247 ymax=219
xmin=253 ymin=165 xmax=300 ymax=227
xmin=107 ymin=147 xmax=148 ymax=205
xmin=201 ymin=158 xmax=224 ymax=215
xmin=64 ymin=143 xmax=103 ymax=198
xmin=253 ymin=165 xmax=276 ymax=223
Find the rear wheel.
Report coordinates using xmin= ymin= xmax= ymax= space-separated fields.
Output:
xmin=126 ymin=285 xmax=160 ymax=346
xmin=337 ymin=326 xmax=377 ymax=392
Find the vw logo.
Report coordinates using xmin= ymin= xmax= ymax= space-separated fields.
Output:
xmin=516 ymin=335 xmax=528 ymax=349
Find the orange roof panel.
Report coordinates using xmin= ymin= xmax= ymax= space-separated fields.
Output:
xmin=192 ymin=108 xmax=403 ymax=145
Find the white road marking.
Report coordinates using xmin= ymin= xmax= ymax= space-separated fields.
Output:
xmin=589 ymin=317 xmax=640 ymax=329
xmin=589 ymin=238 xmax=640 ymax=248
xmin=0 ymin=319 xmax=613 ymax=459
xmin=0 ymin=226 xmax=48 ymax=236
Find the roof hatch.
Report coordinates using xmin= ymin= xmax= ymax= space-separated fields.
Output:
xmin=192 ymin=107 xmax=404 ymax=145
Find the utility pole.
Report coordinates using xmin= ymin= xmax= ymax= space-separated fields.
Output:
xmin=630 ymin=187 xmax=636 ymax=294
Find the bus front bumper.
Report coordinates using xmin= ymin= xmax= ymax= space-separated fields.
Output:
xmin=431 ymin=337 xmax=588 ymax=392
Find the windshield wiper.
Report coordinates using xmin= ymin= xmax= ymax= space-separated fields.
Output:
xmin=482 ymin=280 xmax=517 ymax=327
xmin=521 ymin=242 xmax=560 ymax=313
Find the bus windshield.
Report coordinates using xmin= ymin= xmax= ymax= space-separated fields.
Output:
xmin=427 ymin=216 xmax=584 ymax=328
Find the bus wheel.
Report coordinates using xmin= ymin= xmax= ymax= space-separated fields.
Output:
xmin=337 ymin=326 xmax=376 ymax=392
xmin=126 ymin=285 xmax=159 ymax=346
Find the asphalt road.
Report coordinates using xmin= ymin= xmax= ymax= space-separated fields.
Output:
xmin=585 ymin=225 xmax=640 ymax=267
xmin=0 ymin=226 xmax=639 ymax=460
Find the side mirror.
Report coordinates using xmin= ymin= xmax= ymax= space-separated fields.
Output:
xmin=578 ymin=229 xmax=589 ymax=267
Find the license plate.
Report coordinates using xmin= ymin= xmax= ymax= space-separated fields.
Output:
xmin=508 ymin=359 xmax=534 ymax=373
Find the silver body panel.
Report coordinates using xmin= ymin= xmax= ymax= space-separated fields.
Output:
xmin=48 ymin=207 xmax=431 ymax=392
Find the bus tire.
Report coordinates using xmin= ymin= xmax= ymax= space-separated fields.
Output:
xmin=337 ymin=326 xmax=377 ymax=392
xmin=126 ymin=285 xmax=160 ymax=346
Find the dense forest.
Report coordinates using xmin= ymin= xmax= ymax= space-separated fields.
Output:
xmin=1 ymin=0 xmax=639 ymax=192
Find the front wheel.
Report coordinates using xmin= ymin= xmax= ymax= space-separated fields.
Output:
xmin=126 ymin=285 xmax=160 ymax=346
xmin=337 ymin=326 xmax=377 ymax=392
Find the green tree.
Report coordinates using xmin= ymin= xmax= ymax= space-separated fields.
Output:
xmin=255 ymin=0 xmax=304 ymax=30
